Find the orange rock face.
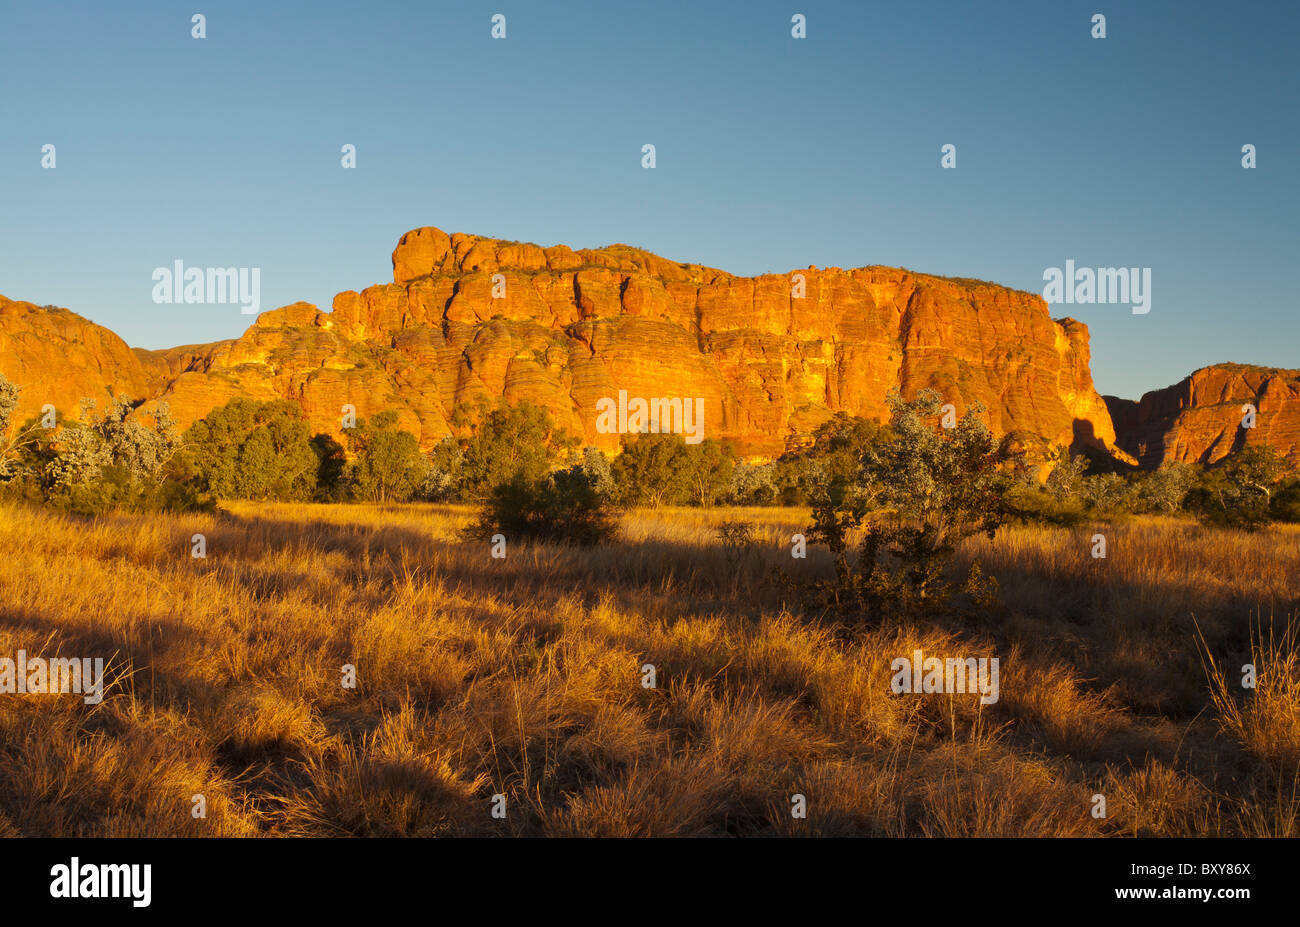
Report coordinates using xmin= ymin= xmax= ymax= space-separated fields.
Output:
xmin=1 ymin=227 xmax=1126 ymax=459
xmin=1107 ymin=364 xmax=1300 ymax=468
xmin=0 ymin=296 xmax=157 ymax=425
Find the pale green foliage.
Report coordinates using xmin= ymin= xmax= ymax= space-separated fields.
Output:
xmin=807 ymin=389 xmax=1014 ymax=619
xmin=861 ymin=389 xmax=1009 ymax=548
xmin=45 ymin=420 xmax=112 ymax=490
xmin=47 ymin=396 xmax=180 ymax=489
xmin=1132 ymin=462 xmax=1193 ymax=514
xmin=416 ymin=437 xmax=463 ymax=502
xmin=0 ymin=374 xmax=26 ymax=481
xmin=0 ymin=376 xmax=18 ymax=432
xmin=728 ymin=460 xmax=777 ymax=505
xmin=576 ymin=446 xmax=614 ymax=499
xmin=1044 ymin=451 xmax=1089 ymax=501
xmin=1080 ymin=472 xmax=1131 ymax=512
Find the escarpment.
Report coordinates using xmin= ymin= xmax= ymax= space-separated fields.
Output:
xmin=2 ymin=226 xmax=1131 ymax=461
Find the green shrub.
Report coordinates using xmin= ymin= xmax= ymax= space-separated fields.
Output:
xmin=1187 ymin=446 xmax=1293 ymax=531
xmin=453 ymin=400 xmax=576 ymax=499
xmin=474 ymin=466 xmax=616 ymax=546
xmin=345 ymin=410 xmax=426 ymax=503
xmin=612 ymin=434 xmax=734 ymax=506
xmin=186 ymin=399 xmax=324 ymax=501
xmin=805 ymin=389 xmax=1014 ymax=622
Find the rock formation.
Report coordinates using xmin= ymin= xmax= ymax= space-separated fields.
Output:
xmin=0 ymin=296 xmax=157 ymax=423
xmin=3 ymin=225 xmax=1128 ymax=460
xmin=1106 ymin=364 xmax=1300 ymax=468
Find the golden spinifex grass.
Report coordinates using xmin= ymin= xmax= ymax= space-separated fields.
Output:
xmin=0 ymin=502 xmax=1296 ymax=837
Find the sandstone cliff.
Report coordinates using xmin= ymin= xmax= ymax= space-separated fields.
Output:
xmin=2 ymin=226 xmax=1123 ymax=459
xmin=1106 ymin=364 xmax=1300 ymax=468
xmin=0 ymin=296 xmax=156 ymax=424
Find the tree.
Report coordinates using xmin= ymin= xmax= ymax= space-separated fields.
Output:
xmin=1079 ymin=472 xmax=1133 ymax=513
xmin=1271 ymin=475 xmax=1300 ymax=523
xmin=768 ymin=413 xmax=891 ymax=506
xmin=610 ymin=434 xmax=736 ymax=507
xmin=862 ymin=391 xmax=1011 ymax=557
xmin=1044 ymin=450 xmax=1089 ymax=501
xmin=311 ymin=433 xmax=347 ymax=501
xmin=683 ymin=439 xmax=735 ymax=506
xmin=1131 ymin=462 xmax=1193 ymax=514
xmin=416 ymin=436 xmax=464 ymax=502
xmin=1188 ymin=446 xmax=1293 ymax=530
xmin=44 ymin=396 xmax=181 ymax=488
xmin=37 ymin=396 xmax=191 ymax=513
xmin=729 ymin=460 xmax=777 ymax=506
xmin=93 ymin=397 xmax=181 ymax=481
xmin=574 ymin=446 xmax=614 ymax=500
xmin=0 ymin=373 xmax=35 ymax=482
xmin=186 ymin=399 xmax=322 ymax=501
xmin=455 ymin=399 xmax=576 ymax=498
xmin=612 ymin=433 xmax=691 ymax=506
xmin=807 ymin=412 xmax=891 ymax=489
xmin=346 ymin=410 xmax=426 ymax=503
xmin=806 ymin=478 xmax=871 ymax=591
xmin=807 ymin=389 xmax=1015 ymax=620
xmin=44 ymin=414 xmax=112 ymax=491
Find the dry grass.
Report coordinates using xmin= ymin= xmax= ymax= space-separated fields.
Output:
xmin=0 ymin=502 xmax=1296 ymax=837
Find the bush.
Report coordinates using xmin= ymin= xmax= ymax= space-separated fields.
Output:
xmin=38 ymin=397 xmax=197 ymax=514
xmin=768 ymin=413 xmax=891 ymax=506
xmin=186 ymin=399 xmax=325 ymax=501
xmin=415 ymin=437 xmax=463 ymax=502
xmin=574 ymin=446 xmax=614 ymax=500
xmin=0 ymin=374 xmax=33 ymax=482
xmin=46 ymin=461 xmax=213 ymax=516
xmin=454 ymin=400 xmax=576 ymax=499
xmin=612 ymin=434 xmax=734 ymax=506
xmin=1271 ymin=478 xmax=1300 ymax=523
xmin=345 ymin=410 xmax=427 ymax=503
xmin=806 ymin=390 xmax=1015 ymax=622
xmin=728 ymin=460 xmax=777 ymax=506
xmin=1004 ymin=482 xmax=1087 ymax=527
xmin=1130 ymin=463 xmax=1193 ymax=514
xmin=310 ymin=434 xmax=347 ymax=501
xmin=1186 ymin=446 xmax=1294 ymax=531
xmin=474 ymin=465 xmax=617 ymax=546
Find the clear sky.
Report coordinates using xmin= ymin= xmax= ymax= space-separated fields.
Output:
xmin=1 ymin=0 xmax=1295 ymax=400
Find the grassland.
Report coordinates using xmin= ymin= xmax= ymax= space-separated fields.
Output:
xmin=0 ymin=502 xmax=1297 ymax=837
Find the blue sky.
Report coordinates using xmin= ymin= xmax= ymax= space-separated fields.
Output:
xmin=1 ymin=0 xmax=1295 ymax=399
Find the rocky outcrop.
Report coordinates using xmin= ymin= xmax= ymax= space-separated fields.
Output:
xmin=2 ymin=227 xmax=1124 ymax=459
xmin=1107 ymin=364 xmax=1300 ymax=468
xmin=0 ymin=296 xmax=156 ymax=425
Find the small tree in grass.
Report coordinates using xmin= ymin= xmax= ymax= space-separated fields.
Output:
xmin=1188 ymin=445 xmax=1294 ymax=531
xmin=346 ymin=410 xmax=426 ymax=503
xmin=455 ymin=399 xmax=576 ymax=499
xmin=474 ymin=463 xmax=617 ymax=546
xmin=806 ymin=389 xmax=1014 ymax=621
